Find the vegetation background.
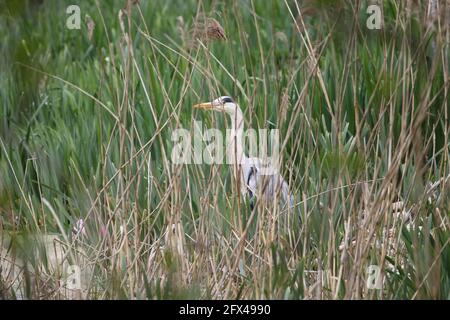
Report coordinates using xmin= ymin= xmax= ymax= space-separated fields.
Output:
xmin=0 ymin=0 xmax=449 ymax=299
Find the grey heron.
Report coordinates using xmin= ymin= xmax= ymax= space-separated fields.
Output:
xmin=193 ymin=96 xmax=293 ymax=210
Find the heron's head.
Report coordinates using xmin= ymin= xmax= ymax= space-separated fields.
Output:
xmin=193 ymin=96 xmax=238 ymax=115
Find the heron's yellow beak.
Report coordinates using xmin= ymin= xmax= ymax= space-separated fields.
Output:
xmin=193 ymin=102 xmax=214 ymax=110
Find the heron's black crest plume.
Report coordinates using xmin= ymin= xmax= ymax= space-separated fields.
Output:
xmin=221 ymin=96 xmax=234 ymax=103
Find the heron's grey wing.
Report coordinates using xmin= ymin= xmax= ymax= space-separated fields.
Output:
xmin=244 ymin=165 xmax=258 ymax=209
xmin=258 ymin=172 xmax=294 ymax=208
xmin=279 ymin=176 xmax=294 ymax=209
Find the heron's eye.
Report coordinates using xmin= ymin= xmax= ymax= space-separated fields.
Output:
xmin=221 ymin=96 xmax=234 ymax=104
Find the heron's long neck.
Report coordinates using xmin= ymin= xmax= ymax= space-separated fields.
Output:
xmin=228 ymin=107 xmax=245 ymax=167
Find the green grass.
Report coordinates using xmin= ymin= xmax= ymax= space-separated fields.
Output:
xmin=0 ymin=0 xmax=449 ymax=299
